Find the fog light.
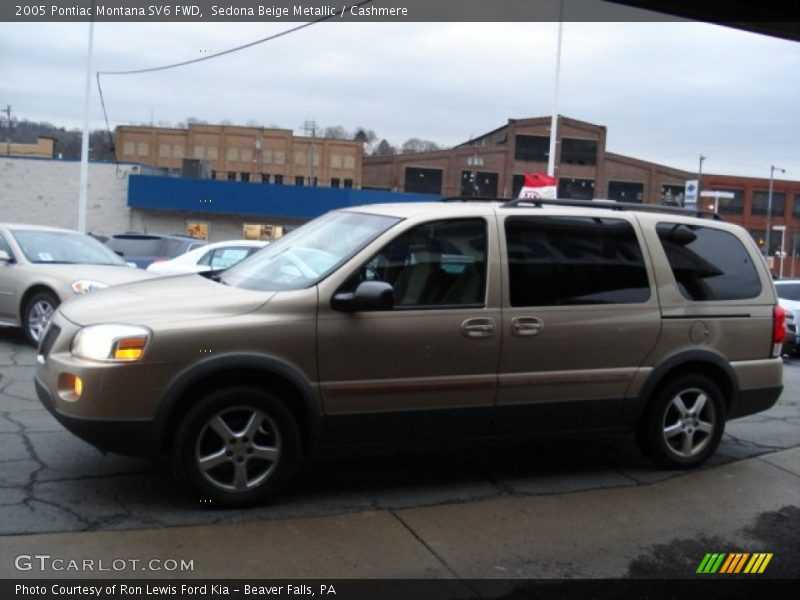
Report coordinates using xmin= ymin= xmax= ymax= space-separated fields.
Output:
xmin=57 ymin=373 xmax=83 ymax=401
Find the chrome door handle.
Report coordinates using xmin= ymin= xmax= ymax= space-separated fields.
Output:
xmin=462 ymin=318 xmax=495 ymax=338
xmin=512 ymin=316 xmax=544 ymax=336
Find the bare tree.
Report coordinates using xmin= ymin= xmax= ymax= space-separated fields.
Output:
xmin=354 ymin=127 xmax=377 ymax=154
xmin=401 ymin=138 xmax=441 ymax=154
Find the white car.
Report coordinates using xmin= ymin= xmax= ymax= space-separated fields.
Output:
xmin=146 ymin=240 xmax=268 ymax=276
xmin=775 ymin=279 xmax=800 ymax=355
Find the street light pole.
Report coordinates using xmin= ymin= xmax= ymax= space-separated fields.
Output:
xmin=698 ymin=154 xmax=706 ymax=194
xmin=765 ymin=165 xmax=786 ymax=263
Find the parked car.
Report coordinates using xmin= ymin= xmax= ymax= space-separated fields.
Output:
xmin=35 ymin=199 xmax=784 ymax=507
xmin=106 ymin=233 xmax=207 ymax=269
xmin=774 ymin=279 xmax=800 ymax=355
xmin=0 ymin=223 xmax=154 ymax=345
xmin=146 ymin=240 xmax=268 ymax=276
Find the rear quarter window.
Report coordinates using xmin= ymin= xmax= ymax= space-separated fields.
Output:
xmin=656 ymin=223 xmax=762 ymax=301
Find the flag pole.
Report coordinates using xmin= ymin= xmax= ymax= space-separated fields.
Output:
xmin=547 ymin=0 xmax=564 ymax=179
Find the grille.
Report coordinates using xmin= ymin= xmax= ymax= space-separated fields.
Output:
xmin=38 ymin=324 xmax=61 ymax=359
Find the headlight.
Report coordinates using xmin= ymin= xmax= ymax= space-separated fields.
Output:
xmin=72 ymin=324 xmax=151 ymax=362
xmin=71 ymin=280 xmax=109 ymax=294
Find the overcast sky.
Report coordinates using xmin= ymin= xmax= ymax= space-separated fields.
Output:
xmin=1 ymin=17 xmax=798 ymax=179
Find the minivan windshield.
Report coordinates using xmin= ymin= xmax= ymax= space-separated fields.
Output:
xmin=221 ymin=211 xmax=401 ymax=291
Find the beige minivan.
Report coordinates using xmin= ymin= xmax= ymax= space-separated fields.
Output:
xmin=34 ymin=199 xmax=785 ymax=506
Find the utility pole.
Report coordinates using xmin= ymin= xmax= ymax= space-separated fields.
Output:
xmin=765 ymin=164 xmax=786 ymax=264
xmin=78 ymin=19 xmax=95 ymax=233
xmin=3 ymin=105 xmax=10 ymax=156
xmin=698 ymin=154 xmax=706 ymax=193
xmin=547 ymin=0 xmax=565 ymax=180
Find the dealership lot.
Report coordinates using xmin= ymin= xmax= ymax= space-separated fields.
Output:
xmin=1 ymin=327 xmax=799 ymax=579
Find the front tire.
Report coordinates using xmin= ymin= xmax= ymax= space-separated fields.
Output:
xmin=23 ymin=291 xmax=59 ymax=346
xmin=173 ymin=386 xmax=301 ymax=508
xmin=637 ymin=374 xmax=726 ymax=469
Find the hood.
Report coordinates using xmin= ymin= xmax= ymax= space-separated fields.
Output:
xmin=778 ymin=298 xmax=800 ymax=313
xmin=30 ymin=263 xmax=155 ymax=286
xmin=59 ymin=274 xmax=275 ymax=326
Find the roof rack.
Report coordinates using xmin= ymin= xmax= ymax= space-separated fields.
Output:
xmin=441 ymin=195 xmax=510 ymax=203
xmin=500 ymin=198 xmax=722 ymax=220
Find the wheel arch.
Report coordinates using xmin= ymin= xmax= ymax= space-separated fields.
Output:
xmin=20 ymin=284 xmax=60 ymax=322
xmin=627 ymin=349 xmax=739 ymax=426
xmin=154 ymin=354 xmax=322 ymax=458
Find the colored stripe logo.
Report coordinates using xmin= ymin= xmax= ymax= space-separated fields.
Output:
xmin=697 ymin=553 xmax=773 ymax=574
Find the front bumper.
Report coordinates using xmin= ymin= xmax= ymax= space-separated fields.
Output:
xmin=35 ymin=375 xmax=156 ymax=457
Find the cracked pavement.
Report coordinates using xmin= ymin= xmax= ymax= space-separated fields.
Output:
xmin=1 ymin=327 xmax=799 ymax=538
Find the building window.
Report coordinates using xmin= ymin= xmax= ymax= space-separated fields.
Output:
xmin=186 ymin=221 xmax=209 ymax=241
xmin=158 ymin=144 xmax=171 ymax=158
xmin=312 ymin=153 xmax=320 ymax=168
xmin=243 ymin=224 xmax=285 ymax=241
xmin=461 ymin=171 xmax=499 ymax=197
xmin=261 ymin=173 xmax=270 ymax=184
xmin=173 ymin=144 xmax=184 ymax=158
xmin=123 ymin=141 xmax=135 ymax=156
xmin=294 ymin=152 xmax=306 ymax=166
xmin=263 ymin=150 xmax=273 ymax=164
xmin=309 ymin=177 xmax=318 ymax=186
xmin=194 ymin=145 xmax=205 ymax=159
xmin=752 ymin=191 xmax=786 ymax=216
xmin=136 ymin=142 xmax=149 ymax=157
xmin=227 ymin=171 xmax=236 ymax=181
xmin=273 ymin=151 xmax=285 ymax=165
xmin=512 ymin=174 xmax=525 ymax=198
xmin=211 ymin=170 xmax=217 ymax=179
xmin=560 ymin=138 xmax=597 ymax=166
xmin=608 ymin=181 xmax=644 ymax=203
xmin=226 ymin=147 xmax=239 ymax=161
xmin=274 ymin=174 xmax=284 ymax=185
xmin=343 ymin=178 xmax=354 ymax=189
xmin=241 ymin=149 xmax=252 ymax=162
xmin=404 ymin=167 xmax=442 ymax=195
xmin=793 ymin=194 xmax=800 ymax=219
xmin=705 ymin=189 xmax=744 ymax=214
xmin=514 ymin=135 xmax=549 ymax=162
xmin=295 ymin=176 xmax=305 ymax=186
xmin=661 ymin=184 xmax=684 ymax=206
xmin=330 ymin=154 xmax=342 ymax=169
xmin=240 ymin=172 xmax=250 ymax=183
xmin=343 ymin=155 xmax=356 ymax=170
xmin=558 ymin=178 xmax=594 ymax=200
xmin=331 ymin=178 xmax=341 ymax=188
xmin=207 ymin=146 xmax=219 ymax=160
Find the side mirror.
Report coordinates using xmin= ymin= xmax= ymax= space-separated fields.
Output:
xmin=331 ymin=281 xmax=394 ymax=313
xmin=0 ymin=250 xmax=12 ymax=263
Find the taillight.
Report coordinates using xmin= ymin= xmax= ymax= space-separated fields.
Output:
xmin=773 ymin=304 xmax=786 ymax=357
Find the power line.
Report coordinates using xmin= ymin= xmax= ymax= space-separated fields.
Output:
xmin=97 ymin=0 xmax=374 ymax=76
xmin=95 ymin=0 xmax=374 ymax=172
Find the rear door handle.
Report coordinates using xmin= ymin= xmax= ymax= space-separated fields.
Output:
xmin=512 ymin=316 xmax=544 ymax=336
xmin=462 ymin=317 xmax=496 ymax=338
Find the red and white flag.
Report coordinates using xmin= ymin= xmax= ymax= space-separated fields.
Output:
xmin=518 ymin=172 xmax=557 ymax=200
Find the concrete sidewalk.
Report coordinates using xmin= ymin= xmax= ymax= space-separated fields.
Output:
xmin=2 ymin=447 xmax=798 ymax=581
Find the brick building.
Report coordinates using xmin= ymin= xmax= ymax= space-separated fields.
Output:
xmin=115 ymin=123 xmax=363 ymax=189
xmin=0 ymin=136 xmax=55 ymax=158
xmin=362 ymin=116 xmax=692 ymax=204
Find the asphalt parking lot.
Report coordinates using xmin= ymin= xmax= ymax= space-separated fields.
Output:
xmin=1 ymin=326 xmax=799 ymax=581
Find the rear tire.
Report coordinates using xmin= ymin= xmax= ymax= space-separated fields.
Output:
xmin=172 ymin=386 xmax=301 ymax=508
xmin=637 ymin=374 xmax=725 ymax=469
xmin=23 ymin=291 xmax=59 ymax=347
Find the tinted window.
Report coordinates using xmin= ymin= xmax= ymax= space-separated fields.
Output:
xmin=656 ymin=223 xmax=761 ymax=301
xmin=404 ymin=167 xmax=442 ymax=195
xmin=608 ymin=181 xmax=644 ymax=203
xmin=108 ymin=237 xmax=164 ymax=256
xmin=460 ymin=171 xmax=498 ymax=197
xmin=505 ymin=217 xmax=650 ymax=307
xmin=752 ymin=191 xmax=785 ymax=216
xmin=557 ymin=178 xmax=595 ymax=200
xmin=560 ymin=138 xmax=597 ymax=166
xmin=514 ymin=135 xmax=549 ymax=162
xmin=341 ymin=219 xmax=487 ymax=308
xmin=776 ymin=282 xmax=800 ymax=302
